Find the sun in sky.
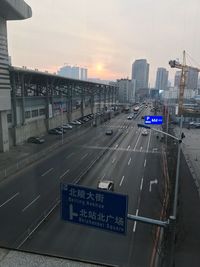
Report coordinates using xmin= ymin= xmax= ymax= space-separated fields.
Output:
xmin=96 ymin=63 xmax=103 ymax=72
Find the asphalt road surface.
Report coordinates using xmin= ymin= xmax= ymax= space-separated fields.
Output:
xmin=0 ymin=107 xmax=166 ymax=267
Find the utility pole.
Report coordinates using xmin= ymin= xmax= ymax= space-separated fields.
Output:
xmin=137 ymin=119 xmax=185 ymax=266
xmin=168 ymin=115 xmax=183 ymax=267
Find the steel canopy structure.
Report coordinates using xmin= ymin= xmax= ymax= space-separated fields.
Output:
xmin=9 ymin=66 xmax=118 ymax=128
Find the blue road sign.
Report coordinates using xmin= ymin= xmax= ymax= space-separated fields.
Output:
xmin=61 ymin=184 xmax=128 ymax=235
xmin=144 ymin=116 xmax=163 ymax=125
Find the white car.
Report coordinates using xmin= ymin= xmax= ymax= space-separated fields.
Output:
xmin=70 ymin=120 xmax=81 ymax=125
xmin=62 ymin=124 xmax=73 ymax=129
xmin=97 ymin=180 xmax=114 ymax=191
xmin=142 ymin=129 xmax=148 ymax=136
xmin=127 ymin=115 xmax=133 ymax=120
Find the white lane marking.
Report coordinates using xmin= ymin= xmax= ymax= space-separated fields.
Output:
xmin=149 ymin=179 xmax=158 ymax=192
xmin=120 ymin=176 xmax=125 ymax=186
xmin=127 ymin=145 xmax=130 ymax=150
xmin=140 ymin=178 xmax=144 ymax=191
xmin=140 ymin=146 xmax=143 ymax=151
xmin=81 ymin=153 xmax=89 ymax=160
xmin=41 ymin=168 xmax=53 ymax=177
xmin=146 ymin=130 xmax=151 ymax=152
xmin=128 ymin=158 xmax=132 ymax=166
xmin=115 ymin=144 xmax=119 ymax=149
xmin=102 ymin=173 xmax=106 ymax=179
xmin=133 ymin=209 xmax=139 ymax=232
xmin=22 ymin=195 xmax=40 ymax=212
xmin=133 ymin=132 xmax=142 ymax=151
xmin=0 ymin=192 xmax=20 ymax=209
xmin=59 ymin=169 xmax=70 ymax=179
xmin=112 ymin=158 xmax=116 ymax=164
xmin=152 ymin=148 xmax=158 ymax=152
xmin=65 ymin=153 xmax=75 ymax=159
xmin=144 ymin=159 xmax=146 ymax=168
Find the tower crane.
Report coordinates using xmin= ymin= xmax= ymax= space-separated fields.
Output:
xmin=169 ymin=50 xmax=200 ymax=115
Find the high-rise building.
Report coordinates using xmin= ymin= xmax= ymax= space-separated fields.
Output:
xmin=57 ymin=65 xmax=87 ymax=80
xmin=174 ymin=68 xmax=198 ymax=90
xmin=57 ymin=65 xmax=72 ymax=78
xmin=117 ymin=79 xmax=136 ymax=104
xmin=80 ymin=68 xmax=87 ymax=80
xmin=155 ymin=67 xmax=168 ymax=91
xmin=174 ymin=71 xmax=181 ymax=88
xmin=131 ymin=59 xmax=149 ymax=91
xmin=71 ymin=66 xmax=80 ymax=79
xmin=186 ymin=67 xmax=198 ymax=90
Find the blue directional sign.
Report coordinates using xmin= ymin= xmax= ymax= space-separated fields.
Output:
xmin=144 ymin=116 xmax=163 ymax=125
xmin=61 ymin=184 xmax=128 ymax=235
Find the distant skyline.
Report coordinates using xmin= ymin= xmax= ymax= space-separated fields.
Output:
xmin=7 ymin=0 xmax=200 ymax=86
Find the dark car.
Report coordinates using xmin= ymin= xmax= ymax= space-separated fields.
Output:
xmin=55 ymin=127 xmax=66 ymax=133
xmin=48 ymin=129 xmax=62 ymax=135
xmin=27 ymin=136 xmax=45 ymax=144
xmin=105 ymin=129 xmax=113 ymax=135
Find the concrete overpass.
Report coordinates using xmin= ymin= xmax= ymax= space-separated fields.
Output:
xmin=0 ymin=0 xmax=32 ymax=152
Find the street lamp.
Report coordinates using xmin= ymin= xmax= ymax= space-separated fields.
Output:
xmin=138 ymin=115 xmax=184 ymax=266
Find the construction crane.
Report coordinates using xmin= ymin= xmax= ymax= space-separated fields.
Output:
xmin=169 ymin=50 xmax=200 ymax=115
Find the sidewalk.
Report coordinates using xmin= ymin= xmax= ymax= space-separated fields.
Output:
xmin=173 ymin=126 xmax=200 ymax=266
xmin=174 ymin=127 xmax=200 ymax=195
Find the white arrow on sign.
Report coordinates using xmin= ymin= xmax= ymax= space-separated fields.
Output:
xmin=149 ymin=179 xmax=158 ymax=192
xmin=69 ymin=204 xmax=78 ymax=220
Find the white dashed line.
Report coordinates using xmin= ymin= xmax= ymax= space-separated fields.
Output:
xmin=127 ymin=145 xmax=130 ymax=150
xmin=22 ymin=195 xmax=40 ymax=212
xmin=146 ymin=130 xmax=151 ymax=152
xmin=112 ymin=158 xmax=116 ymax=164
xmin=140 ymin=178 xmax=144 ymax=191
xmin=41 ymin=168 xmax=53 ymax=177
xmin=102 ymin=173 xmax=106 ymax=179
xmin=133 ymin=132 xmax=141 ymax=151
xmin=144 ymin=159 xmax=146 ymax=168
xmin=65 ymin=153 xmax=75 ymax=159
xmin=81 ymin=153 xmax=89 ymax=160
xmin=0 ymin=192 xmax=20 ymax=209
xmin=128 ymin=158 xmax=132 ymax=166
xmin=59 ymin=169 xmax=70 ymax=179
xmin=133 ymin=209 xmax=139 ymax=232
xmin=120 ymin=176 xmax=125 ymax=186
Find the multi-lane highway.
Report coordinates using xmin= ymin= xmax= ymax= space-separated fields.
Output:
xmin=0 ymin=107 xmax=166 ymax=266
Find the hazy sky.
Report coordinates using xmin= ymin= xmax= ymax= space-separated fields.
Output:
xmin=7 ymin=0 xmax=200 ymax=86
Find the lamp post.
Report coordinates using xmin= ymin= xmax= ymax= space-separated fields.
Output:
xmin=138 ymin=115 xmax=184 ymax=266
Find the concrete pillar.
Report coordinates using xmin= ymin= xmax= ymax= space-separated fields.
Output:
xmin=67 ymin=87 xmax=72 ymax=122
xmin=98 ymin=87 xmax=101 ymax=112
xmin=0 ymin=17 xmax=11 ymax=152
xmin=81 ymin=87 xmax=85 ymax=117
xmin=21 ymin=74 xmax=25 ymax=125
xmin=0 ymin=112 xmax=9 ymax=151
xmin=90 ymin=94 xmax=94 ymax=114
